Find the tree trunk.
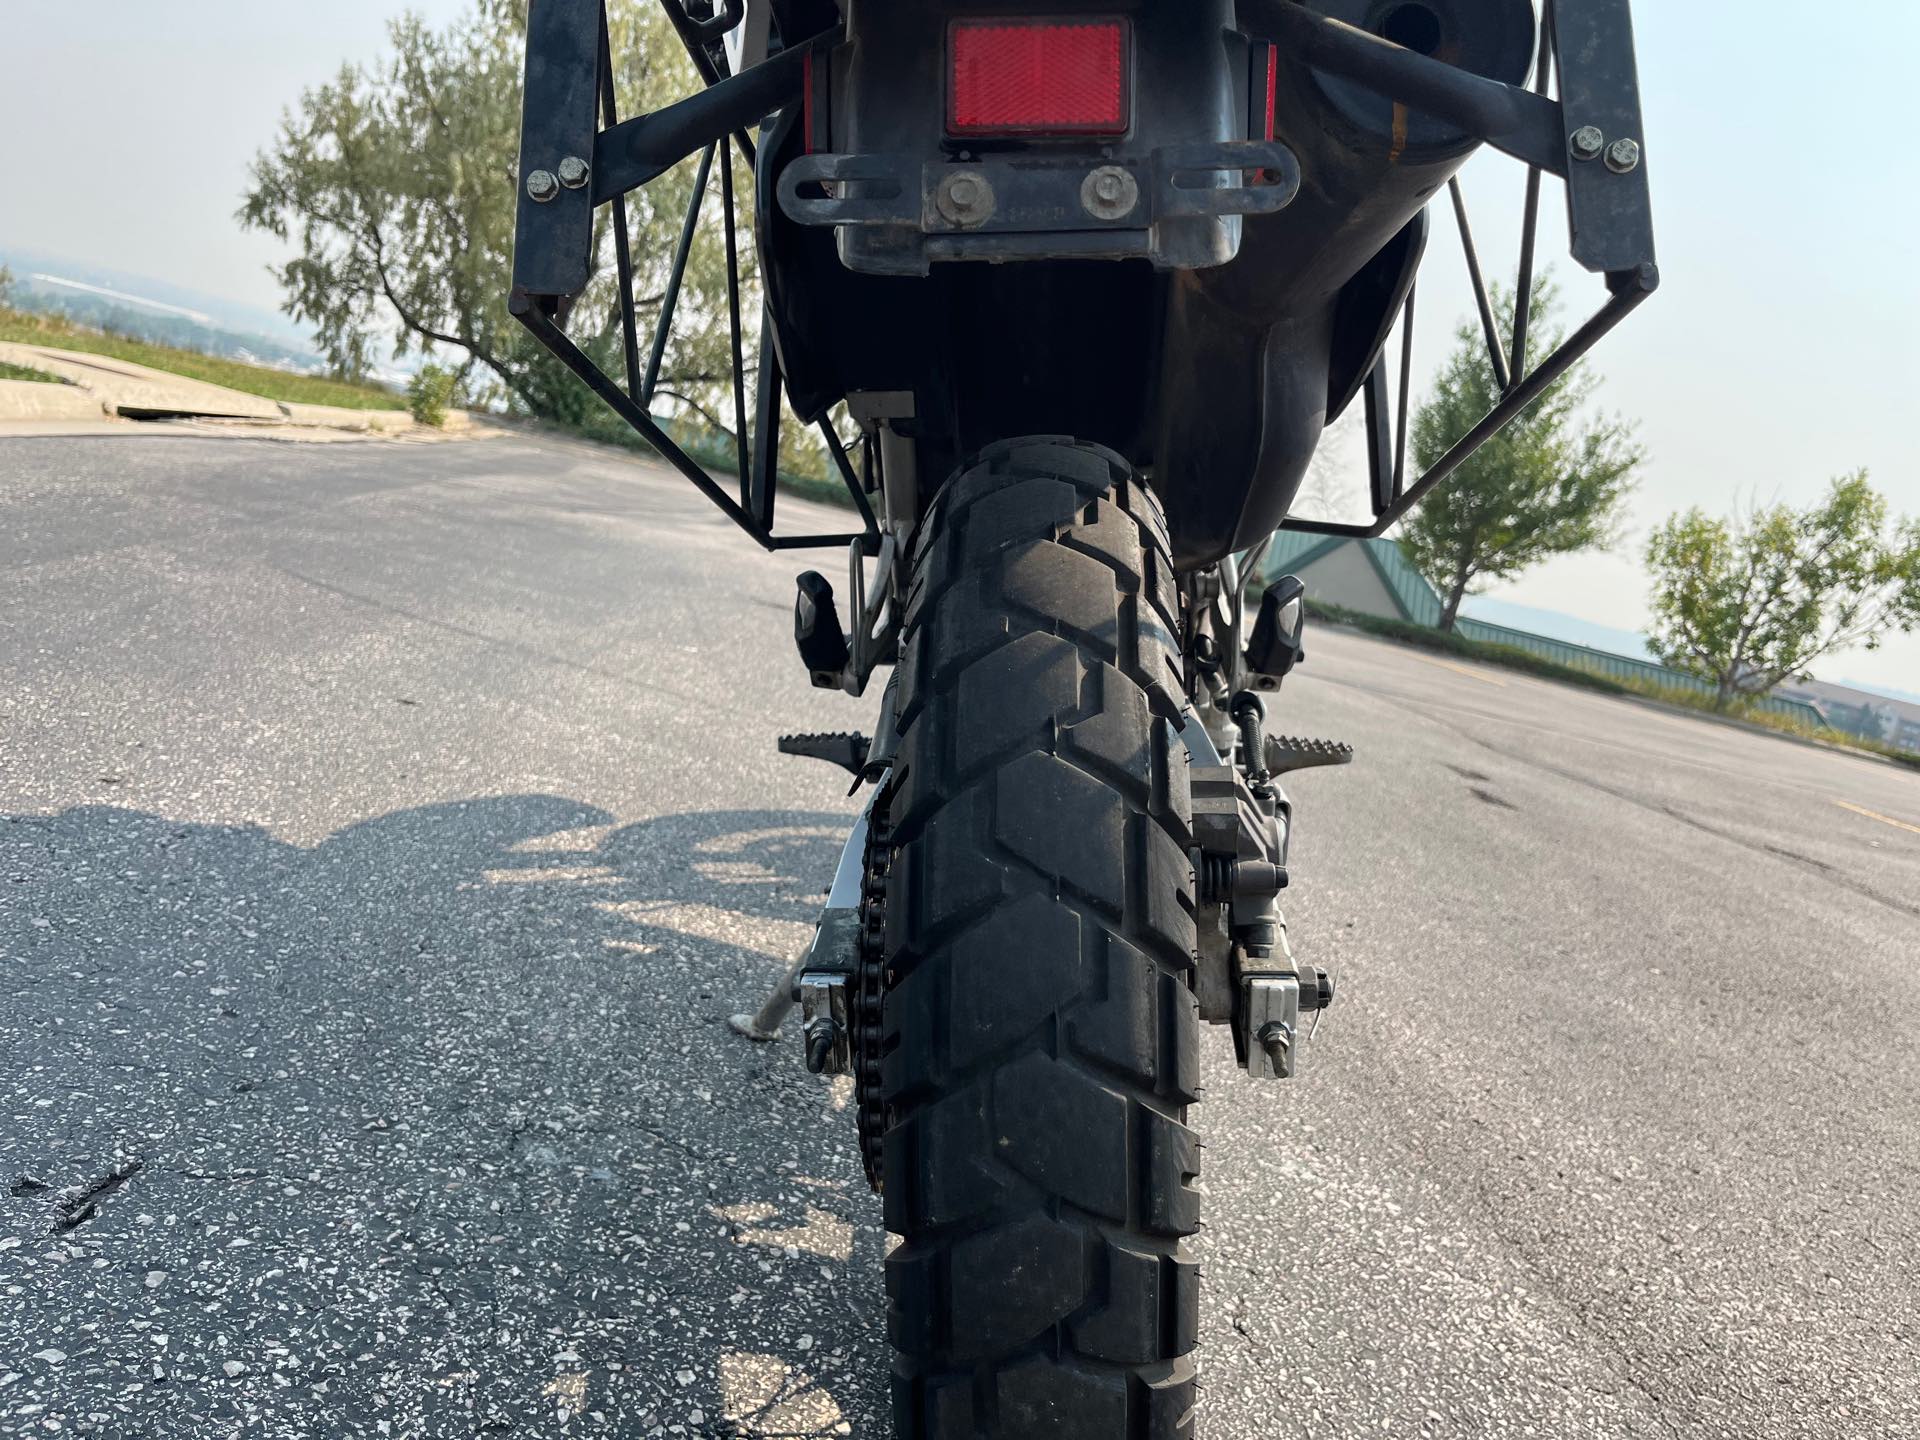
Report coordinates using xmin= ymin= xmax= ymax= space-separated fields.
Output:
xmin=1714 ymin=674 xmax=1740 ymax=712
xmin=1439 ymin=569 xmax=1471 ymax=633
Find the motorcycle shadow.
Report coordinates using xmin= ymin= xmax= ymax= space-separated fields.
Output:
xmin=0 ymin=795 xmax=886 ymax=1437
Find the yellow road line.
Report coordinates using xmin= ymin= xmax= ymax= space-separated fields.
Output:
xmin=1407 ymin=652 xmax=1508 ymax=687
xmin=1835 ymin=800 xmax=1920 ymax=837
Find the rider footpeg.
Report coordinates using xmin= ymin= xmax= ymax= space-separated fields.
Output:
xmin=779 ymin=731 xmax=873 ymax=779
xmin=794 ymin=571 xmax=851 ymax=688
xmin=1263 ymin=735 xmax=1355 ymax=775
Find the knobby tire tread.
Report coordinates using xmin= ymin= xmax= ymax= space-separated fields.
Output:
xmin=879 ymin=438 xmax=1203 ymax=1438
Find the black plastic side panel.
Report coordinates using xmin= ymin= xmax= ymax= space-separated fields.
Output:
xmin=1149 ymin=294 xmax=1335 ymax=570
xmin=1150 ymin=32 xmax=1489 ymax=566
xmin=756 ymin=105 xmax=857 ymax=423
xmin=1325 ymin=209 xmax=1427 ymax=425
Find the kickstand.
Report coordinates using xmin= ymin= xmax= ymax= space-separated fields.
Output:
xmin=728 ymin=953 xmax=806 ymax=1043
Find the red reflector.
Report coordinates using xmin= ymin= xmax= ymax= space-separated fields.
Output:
xmin=948 ymin=18 xmax=1129 ymax=137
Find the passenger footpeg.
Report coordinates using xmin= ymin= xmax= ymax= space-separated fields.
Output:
xmin=779 ymin=731 xmax=872 ymax=778
xmin=1263 ymin=735 xmax=1355 ymax=775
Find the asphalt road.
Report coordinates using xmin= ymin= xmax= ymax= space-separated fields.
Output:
xmin=2 ymin=430 xmax=1915 ymax=1439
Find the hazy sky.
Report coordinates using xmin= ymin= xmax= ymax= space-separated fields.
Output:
xmin=1 ymin=1 xmax=1915 ymax=693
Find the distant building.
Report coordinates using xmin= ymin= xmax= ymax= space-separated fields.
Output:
xmin=1776 ymin=680 xmax=1920 ymax=752
xmin=1260 ymin=533 xmax=1442 ymax=626
xmin=1825 ymin=699 xmax=1920 ymax=751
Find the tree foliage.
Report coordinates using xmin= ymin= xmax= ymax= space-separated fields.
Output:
xmin=1398 ymin=281 xmax=1643 ymax=630
xmin=1645 ymin=473 xmax=1920 ymax=709
xmin=239 ymin=0 xmax=744 ymax=431
xmin=408 ymin=362 xmax=458 ymax=427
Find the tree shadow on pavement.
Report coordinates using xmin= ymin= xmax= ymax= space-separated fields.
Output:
xmin=0 ymin=795 xmax=886 ymax=1437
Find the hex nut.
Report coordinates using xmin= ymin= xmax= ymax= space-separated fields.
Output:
xmin=1258 ymin=1021 xmax=1295 ymax=1057
xmin=526 ymin=169 xmax=560 ymax=202
xmin=1569 ymin=125 xmax=1606 ymax=161
xmin=556 ymin=155 xmax=591 ymax=190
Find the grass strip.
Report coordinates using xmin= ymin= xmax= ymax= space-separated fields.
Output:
xmin=0 ymin=308 xmax=403 ymax=412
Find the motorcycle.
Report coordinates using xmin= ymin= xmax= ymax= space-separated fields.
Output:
xmin=508 ymin=0 xmax=1657 ymax=1429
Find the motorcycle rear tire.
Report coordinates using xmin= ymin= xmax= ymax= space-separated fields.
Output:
xmin=878 ymin=437 xmax=1204 ymax=1436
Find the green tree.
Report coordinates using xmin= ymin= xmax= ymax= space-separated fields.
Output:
xmin=1645 ymin=473 xmax=1920 ymax=710
xmin=1399 ymin=281 xmax=1643 ymax=630
xmin=0 ymin=265 xmax=14 ymax=307
xmin=239 ymin=0 xmax=743 ymax=431
xmin=408 ymin=363 xmax=458 ymax=427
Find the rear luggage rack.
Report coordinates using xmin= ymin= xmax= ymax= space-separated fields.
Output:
xmin=508 ymin=0 xmax=1656 ymax=551
xmin=1239 ymin=0 xmax=1660 ymax=539
xmin=510 ymin=0 xmax=873 ymax=554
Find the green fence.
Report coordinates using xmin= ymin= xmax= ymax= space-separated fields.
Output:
xmin=1259 ymin=532 xmax=1832 ymax=731
xmin=1451 ymin=617 xmax=1830 ymax=729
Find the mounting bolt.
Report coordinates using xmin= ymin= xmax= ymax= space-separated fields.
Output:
xmin=1605 ymin=137 xmax=1642 ymax=174
xmin=1080 ymin=165 xmax=1140 ymax=222
xmin=1569 ymin=125 xmax=1606 ymax=161
xmin=1257 ymin=1021 xmax=1294 ymax=1061
xmin=935 ymin=169 xmax=995 ymax=228
xmin=525 ymin=168 xmax=560 ymax=203
xmin=803 ymin=1018 xmax=840 ymax=1075
xmin=556 ymin=155 xmax=591 ymax=190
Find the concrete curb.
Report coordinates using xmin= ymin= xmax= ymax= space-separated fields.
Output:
xmin=0 ymin=342 xmax=436 ymax=434
xmin=274 ymin=403 xmax=472 ymax=433
xmin=0 ymin=342 xmax=286 ymax=421
xmin=0 ymin=412 xmax=508 ymax=446
xmin=0 ymin=378 xmax=108 ymax=422
xmin=277 ymin=401 xmax=416 ymax=432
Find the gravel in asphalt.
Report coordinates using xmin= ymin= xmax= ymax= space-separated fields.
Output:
xmin=1 ymin=431 xmax=1915 ymax=1437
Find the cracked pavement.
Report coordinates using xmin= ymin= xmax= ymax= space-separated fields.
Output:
xmin=2 ymin=431 xmax=1916 ymax=1437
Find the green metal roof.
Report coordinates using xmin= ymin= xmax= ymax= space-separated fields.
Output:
xmin=1260 ymin=532 xmax=1442 ymax=626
